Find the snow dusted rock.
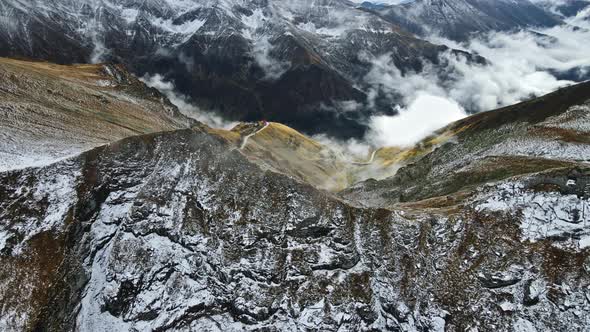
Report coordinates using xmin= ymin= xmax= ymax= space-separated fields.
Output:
xmin=1 ymin=56 xmax=590 ymax=331
xmin=1 ymin=119 xmax=589 ymax=330
xmin=0 ymin=127 xmax=438 ymax=331
xmin=0 ymin=0 xmax=480 ymax=138
xmin=476 ymin=175 xmax=590 ymax=250
xmin=377 ymin=0 xmax=562 ymax=41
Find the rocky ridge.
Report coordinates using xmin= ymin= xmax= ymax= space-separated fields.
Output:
xmin=1 ymin=60 xmax=589 ymax=331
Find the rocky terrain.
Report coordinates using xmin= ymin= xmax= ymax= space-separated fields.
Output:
xmin=375 ymin=0 xmax=563 ymax=41
xmin=1 ymin=58 xmax=589 ymax=331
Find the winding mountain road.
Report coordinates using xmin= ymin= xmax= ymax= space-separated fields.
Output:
xmin=352 ymin=149 xmax=379 ymax=166
xmin=239 ymin=122 xmax=270 ymax=150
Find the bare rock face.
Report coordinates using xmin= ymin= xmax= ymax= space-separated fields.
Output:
xmin=2 ymin=77 xmax=590 ymax=331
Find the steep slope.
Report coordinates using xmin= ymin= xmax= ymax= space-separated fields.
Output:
xmin=1 ymin=106 xmax=590 ymax=331
xmin=376 ymin=0 xmax=563 ymax=40
xmin=0 ymin=0 xmax=476 ymax=138
xmin=0 ymin=57 xmax=192 ymax=171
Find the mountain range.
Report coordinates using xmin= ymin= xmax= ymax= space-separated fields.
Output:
xmin=1 ymin=0 xmax=582 ymax=138
xmin=1 ymin=54 xmax=590 ymax=331
xmin=1 ymin=0 xmax=590 ymax=331
xmin=375 ymin=0 xmax=563 ymax=41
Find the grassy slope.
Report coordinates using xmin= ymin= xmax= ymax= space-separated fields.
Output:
xmin=0 ymin=57 xmax=191 ymax=170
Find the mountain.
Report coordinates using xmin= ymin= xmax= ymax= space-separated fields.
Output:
xmin=375 ymin=0 xmax=563 ymax=40
xmin=0 ymin=0 xmax=481 ymax=138
xmin=343 ymin=81 xmax=590 ymax=206
xmin=0 ymin=57 xmax=192 ymax=171
xmin=1 ymin=59 xmax=589 ymax=331
xmin=536 ymin=0 xmax=590 ymax=18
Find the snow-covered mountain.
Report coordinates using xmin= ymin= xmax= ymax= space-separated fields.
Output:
xmin=1 ymin=1 xmax=590 ymax=331
xmin=375 ymin=0 xmax=563 ymax=40
xmin=1 ymin=57 xmax=590 ymax=331
xmin=1 ymin=0 xmax=564 ymax=138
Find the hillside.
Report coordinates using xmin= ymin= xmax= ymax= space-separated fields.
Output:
xmin=343 ymin=81 xmax=590 ymax=207
xmin=0 ymin=57 xmax=192 ymax=171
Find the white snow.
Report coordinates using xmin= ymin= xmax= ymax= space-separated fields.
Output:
xmin=120 ymin=8 xmax=139 ymax=24
xmin=3 ymin=163 xmax=81 ymax=255
xmin=514 ymin=318 xmax=537 ymax=332
xmin=430 ymin=317 xmax=446 ymax=332
xmin=477 ymin=181 xmax=590 ymax=249
xmin=241 ymin=8 xmax=266 ymax=40
xmin=0 ymin=231 xmax=9 ymax=252
xmin=500 ymin=301 xmax=516 ymax=312
xmin=297 ymin=298 xmax=325 ymax=328
xmin=0 ymin=150 xmax=85 ymax=173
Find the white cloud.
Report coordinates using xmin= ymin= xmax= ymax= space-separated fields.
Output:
xmin=251 ymin=35 xmax=291 ymax=80
xmin=359 ymin=52 xmax=466 ymax=147
xmin=358 ymin=22 xmax=590 ymax=148
xmin=440 ymin=24 xmax=590 ymax=111
xmin=367 ymin=94 xmax=466 ymax=147
xmin=140 ymin=74 xmax=238 ymax=130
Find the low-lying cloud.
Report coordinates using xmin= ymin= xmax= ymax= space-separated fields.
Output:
xmin=362 ymin=21 xmax=590 ymax=148
xmin=140 ymin=74 xmax=238 ymax=130
xmin=367 ymin=94 xmax=466 ymax=147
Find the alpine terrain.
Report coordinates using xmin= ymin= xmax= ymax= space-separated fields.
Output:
xmin=0 ymin=0 xmax=567 ymax=137
xmin=1 ymin=0 xmax=590 ymax=331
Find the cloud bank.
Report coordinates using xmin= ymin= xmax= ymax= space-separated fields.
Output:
xmin=362 ymin=21 xmax=590 ymax=148
xmin=367 ymin=94 xmax=466 ymax=147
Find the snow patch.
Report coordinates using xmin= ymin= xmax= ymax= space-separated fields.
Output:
xmin=477 ymin=181 xmax=590 ymax=250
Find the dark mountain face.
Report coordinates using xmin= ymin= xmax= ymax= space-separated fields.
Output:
xmin=549 ymin=0 xmax=590 ymax=18
xmin=377 ymin=0 xmax=563 ymax=41
xmin=0 ymin=0 xmax=512 ymax=138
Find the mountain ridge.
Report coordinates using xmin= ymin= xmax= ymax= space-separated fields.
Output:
xmin=375 ymin=0 xmax=563 ymax=41
xmin=1 ymin=27 xmax=590 ymax=330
